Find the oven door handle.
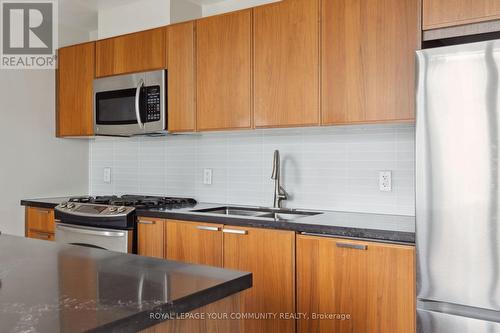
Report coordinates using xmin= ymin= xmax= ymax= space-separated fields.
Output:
xmin=56 ymin=224 xmax=126 ymax=238
xmin=135 ymin=78 xmax=145 ymax=129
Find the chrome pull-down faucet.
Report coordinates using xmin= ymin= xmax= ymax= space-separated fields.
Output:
xmin=271 ymin=150 xmax=288 ymax=209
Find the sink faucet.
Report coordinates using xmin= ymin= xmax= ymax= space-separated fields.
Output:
xmin=271 ymin=150 xmax=288 ymax=209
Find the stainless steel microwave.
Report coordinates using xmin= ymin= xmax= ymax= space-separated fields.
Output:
xmin=93 ymin=69 xmax=167 ymax=136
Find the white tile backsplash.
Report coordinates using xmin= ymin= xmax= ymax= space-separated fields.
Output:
xmin=89 ymin=124 xmax=415 ymax=215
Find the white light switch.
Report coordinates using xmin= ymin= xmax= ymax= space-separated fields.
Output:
xmin=103 ymin=167 xmax=112 ymax=184
xmin=203 ymin=168 xmax=213 ymax=185
xmin=379 ymin=171 xmax=392 ymax=192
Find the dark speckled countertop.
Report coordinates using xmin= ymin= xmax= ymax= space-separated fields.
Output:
xmin=21 ymin=198 xmax=415 ymax=244
xmin=0 ymin=235 xmax=251 ymax=333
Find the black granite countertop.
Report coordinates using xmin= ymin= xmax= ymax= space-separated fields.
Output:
xmin=21 ymin=198 xmax=415 ymax=244
xmin=0 ymin=235 xmax=251 ymax=333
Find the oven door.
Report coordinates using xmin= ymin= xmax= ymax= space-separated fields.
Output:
xmin=55 ymin=223 xmax=132 ymax=253
xmin=93 ymin=70 xmax=166 ymax=136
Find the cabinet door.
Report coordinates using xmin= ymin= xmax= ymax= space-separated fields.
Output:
xmin=137 ymin=218 xmax=165 ymax=258
xmin=254 ymin=0 xmax=319 ymax=128
xmin=423 ymin=0 xmax=500 ymax=29
xmin=297 ymin=235 xmax=415 ymax=333
xmin=57 ymin=42 xmax=95 ymax=137
xmin=321 ymin=0 xmax=420 ymax=124
xmin=196 ymin=10 xmax=252 ymax=131
xmin=26 ymin=207 xmax=55 ymax=234
xmin=223 ymin=226 xmax=295 ymax=333
xmin=167 ymin=22 xmax=196 ymax=132
xmin=96 ymin=28 xmax=166 ymax=77
xmin=165 ymin=220 xmax=223 ymax=267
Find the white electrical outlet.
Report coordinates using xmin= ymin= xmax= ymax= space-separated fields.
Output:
xmin=203 ymin=168 xmax=213 ymax=185
xmin=103 ymin=167 xmax=112 ymax=184
xmin=379 ymin=171 xmax=392 ymax=192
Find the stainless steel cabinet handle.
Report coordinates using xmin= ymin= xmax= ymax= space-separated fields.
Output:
xmin=56 ymin=224 xmax=125 ymax=237
xmin=33 ymin=231 xmax=52 ymax=238
xmin=35 ymin=209 xmax=51 ymax=214
xmin=336 ymin=242 xmax=368 ymax=250
xmin=196 ymin=226 xmax=220 ymax=232
xmin=138 ymin=220 xmax=156 ymax=225
xmin=135 ymin=78 xmax=145 ymax=129
xmin=222 ymin=228 xmax=248 ymax=235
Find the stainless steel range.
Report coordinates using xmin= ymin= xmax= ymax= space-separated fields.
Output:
xmin=54 ymin=195 xmax=197 ymax=253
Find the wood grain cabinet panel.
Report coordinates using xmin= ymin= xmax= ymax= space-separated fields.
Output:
xmin=25 ymin=206 xmax=55 ymax=234
xmin=196 ymin=10 xmax=252 ymax=131
xmin=167 ymin=22 xmax=196 ymax=132
xmin=96 ymin=28 xmax=166 ymax=77
xmin=165 ymin=220 xmax=223 ymax=267
xmin=223 ymin=226 xmax=295 ymax=333
xmin=321 ymin=0 xmax=420 ymax=124
xmin=423 ymin=0 xmax=500 ymax=29
xmin=254 ymin=0 xmax=320 ymax=128
xmin=57 ymin=42 xmax=95 ymax=137
xmin=137 ymin=218 xmax=165 ymax=258
xmin=297 ymin=235 xmax=415 ymax=333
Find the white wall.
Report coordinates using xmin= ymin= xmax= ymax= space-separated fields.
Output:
xmin=98 ymin=0 xmax=170 ymax=39
xmin=0 ymin=70 xmax=89 ymax=236
xmin=89 ymin=125 xmax=415 ymax=216
xmin=202 ymin=0 xmax=280 ymax=16
xmin=171 ymin=0 xmax=203 ymax=24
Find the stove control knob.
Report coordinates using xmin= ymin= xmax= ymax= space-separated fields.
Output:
xmin=109 ymin=207 xmax=118 ymax=212
xmin=118 ymin=206 xmax=127 ymax=213
xmin=67 ymin=203 xmax=75 ymax=209
xmin=60 ymin=202 xmax=67 ymax=208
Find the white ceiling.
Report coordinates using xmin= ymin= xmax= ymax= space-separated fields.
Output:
xmin=57 ymin=0 xmax=245 ymax=36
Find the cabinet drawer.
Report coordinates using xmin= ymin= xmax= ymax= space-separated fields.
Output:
xmin=27 ymin=230 xmax=55 ymax=241
xmin=137 ymin=217 xmax=165 ymax=258
xmin=26 ymin=207 xmax=55 ymax=233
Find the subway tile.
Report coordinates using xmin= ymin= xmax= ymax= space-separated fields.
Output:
xmin=89 ymin=125 xmax=415 ymax=216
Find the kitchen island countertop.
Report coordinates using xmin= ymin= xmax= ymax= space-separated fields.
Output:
xmin=0 ymin=234 xmax=251 ymax=333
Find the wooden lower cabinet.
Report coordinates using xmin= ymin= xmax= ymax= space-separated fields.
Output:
xmin=165 ymin=220 xmax=223 ymax=267
xmin=297 ymin=235 xmax=415 ymax=333
xmin=223 ymin=226 xmax=296 ymax=333
xmin=137 ymin=217 xmax=165 ymax=258
xmin=25 ymin=206 xmax=55 ymax=241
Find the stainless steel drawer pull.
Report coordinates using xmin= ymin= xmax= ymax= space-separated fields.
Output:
xmin=33 ymin=231 xmax=52 ymax=239
xmin=222 ymin=228 xmax=248 ymax=235
xmin=336 ymin=242 xmax=367 ymax=250
xmin=138 ymin=220 xmax=156 ymax=225
xmin=196 ymin=226 xmax=220 ymax=232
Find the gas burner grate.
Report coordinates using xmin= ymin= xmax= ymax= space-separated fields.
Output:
xmin=68 ymin=195 xmax=197 ymax=209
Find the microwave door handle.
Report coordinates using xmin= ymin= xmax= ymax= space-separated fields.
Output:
xmin=135 ymin=78 xmax=145 ymax=129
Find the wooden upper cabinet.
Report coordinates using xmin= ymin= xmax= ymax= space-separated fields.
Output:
xmin=297 ymin=235 xmax=415 ymax=333
xmin=321 ymin=0 xmax=420 ymax=124
xmin=196 ymin=10 xmax=252 ymax=131
xmin=165 ymin=220 xmax=223 ymax=267
xmin=423 ymin=0 xmax=500 ymax=29
xmin=167 ymin=22 xmax=196 ymax=132
xmin=57 ymin=42 xmax=95 ymax=137
xmin=96 ymin=28 xmax=166 ymax=77
xmin=223 ymin=226 xmax=296 ymax=333
xmin=254 ymin=0 xmax=320 ymax=128
xmin=137 ymin=218 xmax=165 ymax=258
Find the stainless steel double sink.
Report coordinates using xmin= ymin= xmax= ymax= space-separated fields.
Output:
xmin=190 ymin=206 xmax=322 ymax=221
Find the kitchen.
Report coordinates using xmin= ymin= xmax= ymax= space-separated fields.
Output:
xmin=1 ymin=0 xmax=499 ymax=332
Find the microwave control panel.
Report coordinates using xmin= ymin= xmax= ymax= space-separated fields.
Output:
xmin=145 ymin=86 xmax=161 ymax=122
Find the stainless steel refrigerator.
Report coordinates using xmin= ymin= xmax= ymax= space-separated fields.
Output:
xmin=416 ymin=40 xmax=500 ymax=332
